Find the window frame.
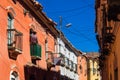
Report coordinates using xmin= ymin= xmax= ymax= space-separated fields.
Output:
xmin=7 ymin=13 xmax=14 ymax=46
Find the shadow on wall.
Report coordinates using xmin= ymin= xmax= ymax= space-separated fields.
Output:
xmin=24 ymin=65 xmax=60 ymax=80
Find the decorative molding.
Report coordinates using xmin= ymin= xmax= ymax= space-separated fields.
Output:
xmin=23 ymin=9 xmax=29 ymax=16
xmin=6 ymin=6 xmax=16 ymax=18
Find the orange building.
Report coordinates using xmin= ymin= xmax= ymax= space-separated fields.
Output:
xmin=77 ymin=52 xmax=87 ymax=80
xmin=0 ymin=0 xmax=59 ymax=80
xmin=95 ymin=0 xmax=120 ymax=80
xmin=0 ymin=0 xmax=90 ymax=80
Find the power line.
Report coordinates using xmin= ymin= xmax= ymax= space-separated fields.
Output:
xmin=82 ymin=0 xmax=95 ymax=8
xmin=62 ymin=16 xmax=95 ymax=30
xmin=61 ymin=16 xmax=97 ymax=46
xmin=45 ymin=3 xmax=94 ymax=14
xmin=61 ymin=29 xmax=99 ymax=52
xmin=61 ymin=17 xmax=97 ymax=44
xmin=63 ymin=27 xmax=97 ymax=44
xmin=64 ymin=7 xmax=95 ymax=18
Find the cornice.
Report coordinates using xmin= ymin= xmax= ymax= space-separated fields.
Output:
xmin=21 ymin=0 xmax=59 ymax=37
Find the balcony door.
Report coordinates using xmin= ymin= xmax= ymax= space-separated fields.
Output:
xmin=7 ymin=13 xmax=14 ymax=46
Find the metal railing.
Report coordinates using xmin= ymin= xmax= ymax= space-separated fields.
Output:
xmin=30 ymin=44 xmax=41 ymax=60
xmin=7 ymin=29 xmax=23 ymax=52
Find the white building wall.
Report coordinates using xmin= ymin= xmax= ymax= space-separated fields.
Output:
xmin=57 ymin=38 xmax=78 ymax=80
xmin=60 ymin=66 xmax=65 ymax=76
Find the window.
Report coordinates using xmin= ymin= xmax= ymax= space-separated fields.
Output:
xmin=30 ymin=29 xmax=41 ymax=60
xmin=10 ymin=71 xmax=19 ymax=80
xmin=71 ymin=61 xmax=74 ymax=69
xmin=8 ymin=13 xmax=14 ymax=46
xmin=59 ymin=44 xmax=61 ymax=53
xmin=114 ymin=68 xmax=118 ymax=80
xmin=93 ymin=68 xmax=96 ymax=75
xmin=30 ymin=29 xmax=38 ymax=44
xmin=80 ymin=65 xmax=83 ymax=73
xmin=73 ymin=63 xmax=75 ymax=71
xmin=7 ymin=13 xmax=23 ymax=60
xmin=67 ymin=58 xmax=69 ymax=67
xmin=65 ymin=57 xmax=67 ymax=66
xmin=45 ymin=38 xmax=48 ymax=59
xmin=75 ymin=64 xmax=77 ymax=72
xmin=64 ymin=57 xmax=69 ymax=68
xmin=69 ymin=60 xmax=72 ymax=69
xmin=60 ymin=55 xmax=65 ymax=66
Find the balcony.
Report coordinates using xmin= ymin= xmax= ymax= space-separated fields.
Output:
xmin=75 ymin=64 xmax=77 ymax=73
xmin=69 ymin=60 xmax=73 ymax=71
xmin=73 ymin=63 xmax=77 ymax=73
xmin=108 ymin=4 xmax=120 ymax=21
xmin=65 ymin=57 xmax=70 ymax=69
xmin=7 ymin=29 xmax=23 ymax=60
xmin=104 ymin=33 xmax=115 ymax=43
xmin=70 ymin=61 xmax=74 ymax=71
xmin=102 ymin=43 xmax=111 ymax=55
xmin=99 ymin=60 xmax=104 ymax=68
xmin=30 ymin=44 xmax=41 ymax=60
xmin=108 ymin=0 xmax=120 ymax=6
xmin=60 ymin=57 xmax=65 ymax=66
xmin=47 ymin=61 xmax=55 ymax=71
xmin=45 ymin=51 xmax=55 ymax=70
xmin=95 ymin=0 xmax=100 ymax=8
xmin=99 ymin=55 xmax=106 ymax=60
xmin=102 ymin=47 xmax=111 ymax=55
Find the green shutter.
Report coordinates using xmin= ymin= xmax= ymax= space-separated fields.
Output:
xmin=30 ymin=44 xmax=41 ymax=59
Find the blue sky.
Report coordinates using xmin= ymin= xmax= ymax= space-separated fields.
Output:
xmin=38 ymin=0 xmax=99 ymax=52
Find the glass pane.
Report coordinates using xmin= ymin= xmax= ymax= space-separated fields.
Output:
xmin=8 ymin=31 xmax=13 ymax=45
xmin=11 ymin=78 xmax=15 ymax=80
xmin=8 ymin=14 xmax=14 ymax=45
xmin=8 ymin=14 xmax=13 ymax=29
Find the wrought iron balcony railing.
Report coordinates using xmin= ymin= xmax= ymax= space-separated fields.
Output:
xmin=108 ymin=0 xmax=120 ymax=6
xmin=7 ymin=29 xmax=23 ymax=60
xmin=104 ymin=33 xmax=115 ymax=43
xmin=30 ymin=44 xmax=41 ymax=60
xmin=65 ymin=57 xmax=70 ymax=69
xmin=7 ymin=29 xmax=23 ymax=51
xmin=60 ymin=57 xmax=65 ymax=66
xmin=108 ymin=5 xmax=120 ymax=21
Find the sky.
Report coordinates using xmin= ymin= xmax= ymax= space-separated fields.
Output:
xmin=38 ymin=0 xmax=99 ymax=52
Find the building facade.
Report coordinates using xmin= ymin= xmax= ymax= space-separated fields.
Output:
xmin=0 ymin=0 xmax=59 ymax=80
xmin=95 ymin=0 xmax=120 ymax=80
xmin=55 ymin=33 xmax=79 ymax=80
xmin=77 ymin=52 xmax=87 ymax=80
xmin=86 ymin=53 xmax=100 ymax=80
xmin=0 ymin=0 xmax=89 ymax=80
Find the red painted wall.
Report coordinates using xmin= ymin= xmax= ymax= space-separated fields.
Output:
xmin=0 ymin=0 xmax=57 ymax=80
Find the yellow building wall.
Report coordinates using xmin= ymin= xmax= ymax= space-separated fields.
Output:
xmin=88 ymin=59 xmax=101 ymax=80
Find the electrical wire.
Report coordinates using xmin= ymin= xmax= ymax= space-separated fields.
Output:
xmin=64 ymin=7 xmax=95 ymax=18
xmin=82 ymin=0 xmax=93 ymax=8
xmin=45 ymin=3 xmax=94 ymax=14
xmin=54 ymin=16 xmax=98 ymax=47
xmin=59 ymin=18 xmax=98 ymax=47
xmin=63 ymin=18 xmax=95 ymax=31
xmin=63 ymin=27 xmax=97 ymax=44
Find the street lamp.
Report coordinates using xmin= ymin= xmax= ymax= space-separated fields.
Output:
xmin=59 ymin=16 xmax=72 ymax=40
xmin=59 ymin=16 xmax=72 ymax=31
xmin=59 ymin=16 xmax=72 ymax=80
xmin=58 ymin=16 xmax=72 ymax=57
xmin=65 ymin=23 xmax=72 ymax=28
